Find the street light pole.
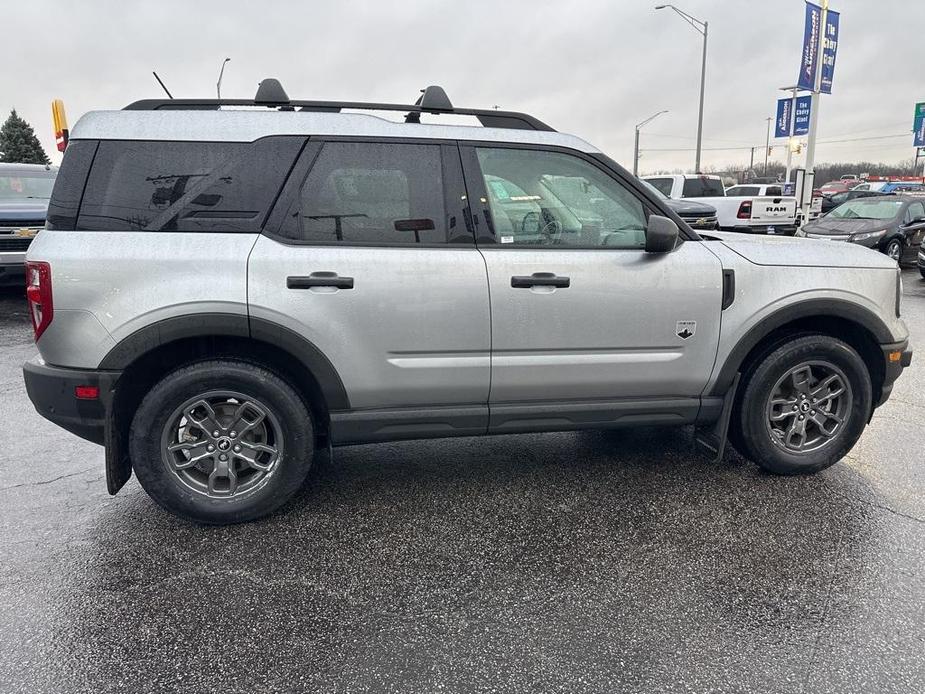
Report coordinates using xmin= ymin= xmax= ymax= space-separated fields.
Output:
xmin=216 ymin=57 xmax=231 ymax=100
xmin=656 ymin=4 xmax=708 ymax=173
xmin=633 ymin=109 xmax=669 ymax=176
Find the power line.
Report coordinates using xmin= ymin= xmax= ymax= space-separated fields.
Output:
xmin=640 ymin=132 xmax=912 ymax=153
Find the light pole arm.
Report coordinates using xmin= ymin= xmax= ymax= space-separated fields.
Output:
xmin=656 ymin=4 xmax=706 ymax=34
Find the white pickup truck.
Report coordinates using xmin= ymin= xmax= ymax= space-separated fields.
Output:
xmin=644 ymin=174 xmax=799 ymax=235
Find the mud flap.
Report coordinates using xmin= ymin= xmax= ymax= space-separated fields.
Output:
xmin=104 ymin=411 xmax=132 ymax=495
xmin=695 ymin=373 xmax=740 ymax=464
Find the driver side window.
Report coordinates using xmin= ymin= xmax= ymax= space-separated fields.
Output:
xmin=474 ymin=148 xmax=647 ymax=249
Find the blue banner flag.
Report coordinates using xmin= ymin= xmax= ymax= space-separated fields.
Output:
xmin=914 ymin=115 xmax=925 ymax=148
xmin=820 ymin=8 xmax=839 ymax=94
xmin=797 ymin=2 xmax=822 ymax=91
xmin=775 ymin=98 xmax=793 ymax=138
xmin=794 ymin=95 xmax=812 ymax=136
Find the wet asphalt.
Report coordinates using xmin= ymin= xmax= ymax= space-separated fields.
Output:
xmin=1 ymin=273 xmax=924 ymax=694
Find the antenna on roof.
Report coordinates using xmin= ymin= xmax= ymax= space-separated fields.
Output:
xmin=152 ymin=71 xmax=173 ymax=99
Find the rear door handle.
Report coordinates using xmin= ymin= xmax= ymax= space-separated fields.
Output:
xmin=511 ymin=272 xmax=570 ymax=288
xmin=287 ymin=273 xmax=354 ymax=290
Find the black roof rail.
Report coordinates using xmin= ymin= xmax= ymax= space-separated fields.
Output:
xmin=123 ymin=80 xmax=555 ymax=132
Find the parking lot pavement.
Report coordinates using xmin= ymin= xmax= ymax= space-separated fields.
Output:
xmin=0 ymin=273 xmax=923 ymax=694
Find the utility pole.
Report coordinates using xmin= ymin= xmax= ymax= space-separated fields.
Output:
xmin=764 ymin=117 xmax=772 ymax=175
xmin=633 ymin=109 xmax=668 ymax=176
xmin=655 ymin=5 xmax=708 ymax=173
xmin=802 ymin=0 xmax=828 ymax=219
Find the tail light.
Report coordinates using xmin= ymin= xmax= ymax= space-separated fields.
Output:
xmin=25 ymin=261 xmax=53 ymax=341
xmin=736 ymin=201 xmax=752 ymax=219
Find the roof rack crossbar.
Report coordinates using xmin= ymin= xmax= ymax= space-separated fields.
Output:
xmin=123 ymin=98 xmax=555 ymax=132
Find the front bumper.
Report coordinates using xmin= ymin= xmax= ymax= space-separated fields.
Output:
xmin=0 ymin=251 xmax=26 ymax=286
xmin=23 ymin=356 xmax=121 ymax=445
xmin=877 ymin=340 xmax=913 ymax=408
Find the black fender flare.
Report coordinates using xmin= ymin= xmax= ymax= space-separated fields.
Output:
xmin=98 ymin=312 xmax=350 ymax=410
xmin=709 ymin=298 xmax=893 ymax=396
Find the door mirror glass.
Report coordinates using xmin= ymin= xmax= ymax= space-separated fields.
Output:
xmin=645 ymin=215 xmax=680 ymax=253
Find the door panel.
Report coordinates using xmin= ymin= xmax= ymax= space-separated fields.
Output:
xmin=249 ymin=139 xmax=490 ymax=411
xmin=460 ymin=144 xmax=724 ymax=407
xmin=480 ymin=243 xmax=723 ymax=402
xmin=248 ymin=240 xmax=490 ymax=409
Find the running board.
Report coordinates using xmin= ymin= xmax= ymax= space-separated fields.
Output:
xmin=695 ymin=373 xmax=740 ymax=464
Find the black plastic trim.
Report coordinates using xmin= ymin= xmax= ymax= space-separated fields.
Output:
xmin=330 ymin=406 xmax=488 ymax=444
xmin=488 ymin=398 xmax=702 ymax=434
xmin=722 ymin=269 xmax=735 ymax=310
xmin=709 ymin=299 xmax=896 ymax=396
xmin=23 ymin=357 xmax=120 ymax=446
xmin=97 ymin=312 xmax=351 ymax=411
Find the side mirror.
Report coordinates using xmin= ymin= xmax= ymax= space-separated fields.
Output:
xmin=645 ymin=214 xmax=680 ymax=253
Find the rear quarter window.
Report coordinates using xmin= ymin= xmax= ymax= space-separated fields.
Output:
xmin=45 ymin=140 xmax=98 ymax=230
xmin=682 ymin=177 xmax=724 ymax=197
xmin=76 ymin=137 xmax=304 ymax=232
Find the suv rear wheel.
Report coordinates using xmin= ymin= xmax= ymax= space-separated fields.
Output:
xmin=732 ymin=335 xmax=872 ymax=475
xmin=130 ymin=360 xmax=314 ymax=524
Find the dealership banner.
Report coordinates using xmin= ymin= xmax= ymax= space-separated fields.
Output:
xmin=797 ymin=2 xmax=821 ymax=91
xmin=914 ymin=102 xmax=925 ymax=148
xmin=775 ymin=98 xmax=793 ymax=138
xmin=794 ymin=95 xmax=812 ymax=136
xmin=820 ymin=8 xmax=839 ymax=94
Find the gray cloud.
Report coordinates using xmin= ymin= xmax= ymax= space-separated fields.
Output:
xmin=2 ymin=0 xmax=922 ymax=172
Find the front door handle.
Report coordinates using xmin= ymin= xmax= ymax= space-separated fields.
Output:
xmin=287 ymin=273 xmax=354 ymax=290
xmin=511 ymin=272 xmax=570 ymax=288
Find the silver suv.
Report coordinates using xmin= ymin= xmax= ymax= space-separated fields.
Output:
xmin=22 ymin=81 xmax=912 ymax=524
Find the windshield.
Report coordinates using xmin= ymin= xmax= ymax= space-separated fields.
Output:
xmin=0 ymin=171 xmax=56 ymax=201
xmin=829 ymin=198 xmax=904 ymax=220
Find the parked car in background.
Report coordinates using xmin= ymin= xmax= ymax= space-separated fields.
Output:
xmin=726 ymin=183 xmax=787 ymax=197
xmin=638 ymin=178 xmax=718 ymax=230
xmin=840 ymin=174 xmax=860 ymax=185
xmin=820 ymin=189 xmax=892 ymax=215
xmin=880 ymin=181 xmax=924 ymax=194
xmin=799 ymin=195 xmax=925 ymax=263
xmin=0 ymin=163 xmax=57 ymax=286
xmin=643 ymin=173 xmax=797 ymax=235
xmin=852 ymin=181 xmax=889 ymax=193
xmin=819 ymin=181 xmax=850 ymax=196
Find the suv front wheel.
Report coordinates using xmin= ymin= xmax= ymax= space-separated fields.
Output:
xmin=130 ymin=360 xmax=315 ymax=524
xmin=733 ymin=335 xmax=872 ymax=474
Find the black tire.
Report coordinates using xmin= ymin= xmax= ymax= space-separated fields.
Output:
xmin=919 ymin=267 xmax=925 ymax=280
xmin=731 ymin=335 xmax=872 ymax=475
xmin=884 ymin=238 xmax=902 ymax=262
xmin=130 ymin=360 xmax=314 ymax=524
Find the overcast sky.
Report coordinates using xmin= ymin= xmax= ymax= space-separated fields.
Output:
xmin=2 ymin=0 xmax=923 ymax=173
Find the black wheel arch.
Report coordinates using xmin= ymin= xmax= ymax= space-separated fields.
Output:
xmin=710 ymin=299 xmax=890 ymax=404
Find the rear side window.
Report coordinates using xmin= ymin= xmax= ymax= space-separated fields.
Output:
xmin=682 ymin=177 xmax=724 ymax=197
xmin=285 ymin=141 xmax=448 ymax=245
xmin=76 ymin=137 xmax=303 ymax=232
xmin=765 ymin=186 xmax=783 ymax=196
xmin=45 ymin=140 xmax=98 ymax=230
xmin=646 ymin=177 xmax=673 ymax=197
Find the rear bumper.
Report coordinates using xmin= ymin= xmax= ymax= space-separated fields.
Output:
xmin=729 ymin=224 xmax=798 ymax=236
xmin=877 ymin=340 xmax=912 ymax=408
xmin=23 ymin=356 xmax=120 ymax=445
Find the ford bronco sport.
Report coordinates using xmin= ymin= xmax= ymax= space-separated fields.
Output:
xmin=23 ymin=81 xmax=912 ymax=524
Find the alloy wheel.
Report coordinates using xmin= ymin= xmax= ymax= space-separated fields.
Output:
xmin=160 ymin=391 xmax=283 ymax=498
xmin=765 ymin=361 xmax=853 ymax=454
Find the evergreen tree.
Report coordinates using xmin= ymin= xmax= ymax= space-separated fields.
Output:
xmin=0 ymin=109 xmax=51 ymax=165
